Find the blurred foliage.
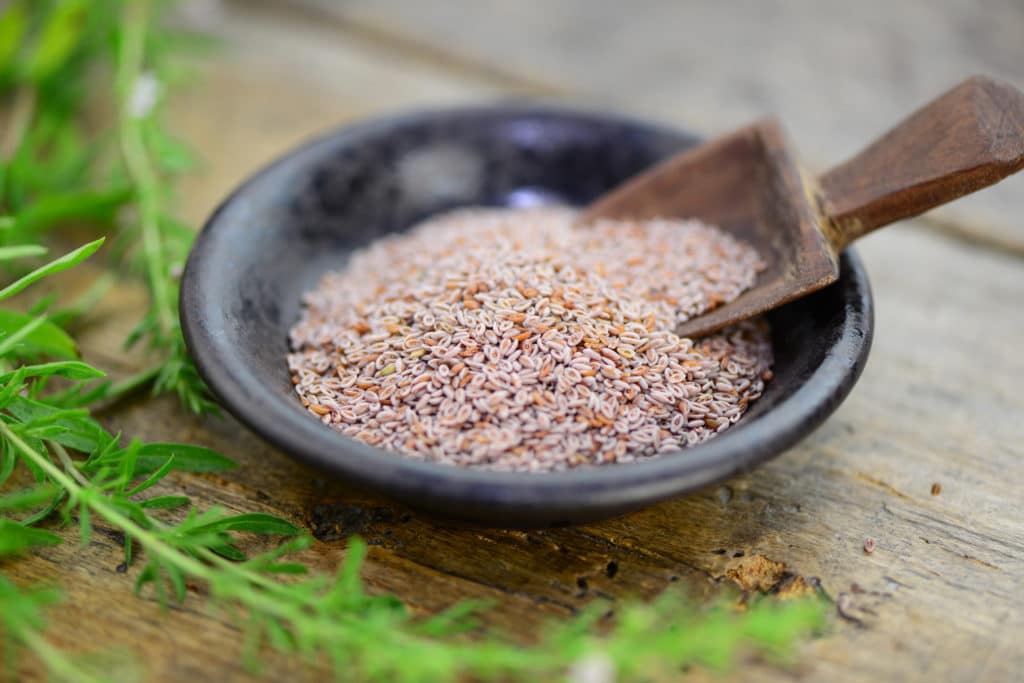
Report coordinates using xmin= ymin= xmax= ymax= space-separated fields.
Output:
xmin=0 ymin=0 xmax=215 ymax=414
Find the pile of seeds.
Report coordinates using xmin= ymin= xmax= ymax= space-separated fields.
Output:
xmin=288 ymin=207 xmax=772 ymax=472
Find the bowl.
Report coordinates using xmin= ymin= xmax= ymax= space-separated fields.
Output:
xmin=180 ymin=105 xmax=873 ymax=527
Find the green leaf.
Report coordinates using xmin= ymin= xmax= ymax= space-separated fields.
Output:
xmin=209 ymin=542 xmax=246 ymax=561
xmin=117 ymin=439 xmax=141 ymax=491
xmin=134 ymin=563 xmax=158 ymax=596
xmin=26 ymin=0 xmax=89 ymax=83
xmin=139 ymin=495 xmax=189 ymax=510
xmin=0 ymin=311 xmax=76 ymax=358
xmin=167 ymin=565 xmax=187 ymax=603
xmin=43 ymin=376 xmax=119 ymax=409
xmin=6 ymin=396 xmax=107 ymax=452
xmin=0 ymin=440 xmax=16 ymax=485
xmin=105 ymin=497 xmax=149 ymax=529
xmin=81 ymin=430 xmax=120 ymax=468
xmin=128 ymin=443 xmax=236 ymax=475
xmin=0 ymin=245 xmax=47 ymax=261
xmin=125 ymin=455 xmax=175 ymax=496
xmin=19 ymin=488 xmax=64 ymax=526
xmin=0 ymin=485 xmax=56 ymax=511
xmin=0 ymin=314 xmax=48 ymax=358
xmin=0 ymin=2 xmax=28 ymax=75
xmin=257 ymin=562 xmax=308 ymax=575
xmin=0 ymin=361 xmax=104 ymax=382
xmin=22 ymin=424 xmax=79 ymax=440
xmin=78 ymin=501 xmax=91 ymax=544
xmin=191 ymin=513 xmax=302 ymax=537
xmin=0 ymin=518 xmax=62 ymax=556
xmin=0 ymin=369 xmax=27 ymax=409
xmin=0 ymin=238 xmax=104 ymax=301
xmin=10 ymin=187 xmax=133 ymax=236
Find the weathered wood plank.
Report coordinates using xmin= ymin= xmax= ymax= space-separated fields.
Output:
xmin=8 ymin=1 xmax=1024 ymax=681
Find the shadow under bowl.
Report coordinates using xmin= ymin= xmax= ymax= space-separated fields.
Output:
xmin=180 ymin=105 xmax=874 ymax=527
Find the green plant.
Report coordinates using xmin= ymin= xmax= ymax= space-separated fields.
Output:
xmin=0 ymin=2 xmax=828 ymax=681
xmin=1 ymin=0 xmax=214 ymax=413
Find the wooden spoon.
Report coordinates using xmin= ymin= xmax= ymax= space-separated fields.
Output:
xmin=577 ymin=75 xmax=1024 ymax=338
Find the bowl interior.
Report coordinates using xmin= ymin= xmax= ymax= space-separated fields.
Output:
xmin=182 ymin=106 xmax=872 ymax=526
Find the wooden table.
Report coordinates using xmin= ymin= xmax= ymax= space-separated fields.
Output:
xmin=13 ymin=1 xmax=1024 ymax=680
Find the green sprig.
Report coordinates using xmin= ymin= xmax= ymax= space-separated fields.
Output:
xmin=1 ymin=0 xmax=215 ymax=414
xmin=116 ymin=0 xmax=174 ymax=343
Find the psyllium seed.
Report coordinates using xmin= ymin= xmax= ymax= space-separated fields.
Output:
xmin=287 ymin=208 xmax=772 ymax=472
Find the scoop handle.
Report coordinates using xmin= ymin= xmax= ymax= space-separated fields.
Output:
xmin=818 ymin=75 xmax=1024 ymax=250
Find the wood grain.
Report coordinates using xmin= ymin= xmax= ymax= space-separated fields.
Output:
xmin=7 ymin=1 xmax=1024 ymax=681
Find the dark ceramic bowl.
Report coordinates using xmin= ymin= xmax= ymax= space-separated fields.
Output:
xmin=181 ymin=105 xmax=873 ymax=527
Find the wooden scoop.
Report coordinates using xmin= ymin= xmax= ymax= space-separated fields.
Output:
xmin=578 ymin=75 xmax=1024 ymax=338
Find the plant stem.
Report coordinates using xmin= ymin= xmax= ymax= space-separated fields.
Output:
xmin=49 ymin=442 xmax=89 ymax=488
xmin=116 ymin=0 xmax=173 ymax=342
